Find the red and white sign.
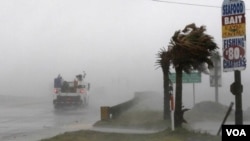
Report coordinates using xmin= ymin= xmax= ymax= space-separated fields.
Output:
xmin=222 ymin=0 xmax=246 ymax=72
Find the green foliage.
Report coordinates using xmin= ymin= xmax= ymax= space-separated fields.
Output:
xmin=156 ymin=23 xmax=219 ymax=128
xmin=168 ymin=23 xmax=219 ymax=73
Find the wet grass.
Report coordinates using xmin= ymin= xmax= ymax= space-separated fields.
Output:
xmin=40 ymin=98 xmax=224 ymax=141
xmin=94 ymin=110 xmax=169 ymax=129
xmin=40 ymin=127 xmax=220 ymax=141
xmin=40 ymin=108 xmax=221 ymax=141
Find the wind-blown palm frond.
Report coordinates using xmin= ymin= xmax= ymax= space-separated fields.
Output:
xmin=168 ymin=23 xmax=218 ymax=73
xmin=156 ymin=23 xmax=219 ymax=128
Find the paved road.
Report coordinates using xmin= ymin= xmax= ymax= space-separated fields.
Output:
xmin=2 ymin=91 xmax=240 ymax=141
xmin=0 ymin=89 xmax=134 ymax=141
xmin=0 ymin=95 xmax=102 ymax=141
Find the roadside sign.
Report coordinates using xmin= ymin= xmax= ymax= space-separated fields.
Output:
xmin=210 ymin=53 xmax=222 ymax=87
xmin=222 ymin=0 xmax=246 ymax=72
xmin=169 ymin=72 xmax=201 ymax=83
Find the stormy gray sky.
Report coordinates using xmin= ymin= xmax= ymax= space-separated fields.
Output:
xmin=0 ymin=0 xmax=250 ymax=109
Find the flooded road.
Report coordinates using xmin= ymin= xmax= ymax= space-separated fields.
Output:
xmin=0 ymin=89 xmax=134 ymax=141
xmin=0 ymin=95 xmax=100 ymax=141
xmin=1 ymin=92 xmax=248 ymax=141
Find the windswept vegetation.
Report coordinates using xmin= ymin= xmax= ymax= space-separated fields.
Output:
xmin=40 ymin=94 xmax=223 ymax=141
xmin=156 ymin=23 xmax=219 ymax=128
xmin=40 ymin=128 xmax=220 ymax=141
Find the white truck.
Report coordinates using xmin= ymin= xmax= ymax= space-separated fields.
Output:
xmin=53 ymin=72 xmax=90 ymax=109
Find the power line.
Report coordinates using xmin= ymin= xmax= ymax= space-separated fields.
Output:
xmin=152 ymin=0 xmax=220 ymax=8
xmin=152 ymin=0 xmax=249 ymax=10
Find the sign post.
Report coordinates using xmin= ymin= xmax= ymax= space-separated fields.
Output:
xmin=222 ymin=0 xmax=246 ymax=125
xmin=170 ymin=94 xmax=175 ymax=131
xmin=210 ymin=52 xmax=222 ymax=103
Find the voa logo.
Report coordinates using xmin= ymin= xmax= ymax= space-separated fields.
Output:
xmin=226 ymin=129 xmax=246 ymax=136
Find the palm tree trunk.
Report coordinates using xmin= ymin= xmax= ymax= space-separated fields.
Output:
xmin=175 ymin=67 xmax=183 ymax=128
xmin=162 ymin=63 xmax=170 ymax=120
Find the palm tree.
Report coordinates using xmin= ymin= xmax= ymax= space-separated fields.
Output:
xmin=156 ymin=48 xmax=172 ymax=120
xmin=157 ymin=23 xmax=218 ymax=128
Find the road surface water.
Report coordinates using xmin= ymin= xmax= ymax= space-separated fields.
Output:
xmin=0 ymin=89 xmax=134 ymax=141
xmin=0 ymin=95 xmax=100 ymax=141
xmin=1 ymin=93 xmax=248 ymax=141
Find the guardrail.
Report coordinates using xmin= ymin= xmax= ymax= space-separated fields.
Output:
xmin=100 ymin=92 xmax=147 ymax=120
